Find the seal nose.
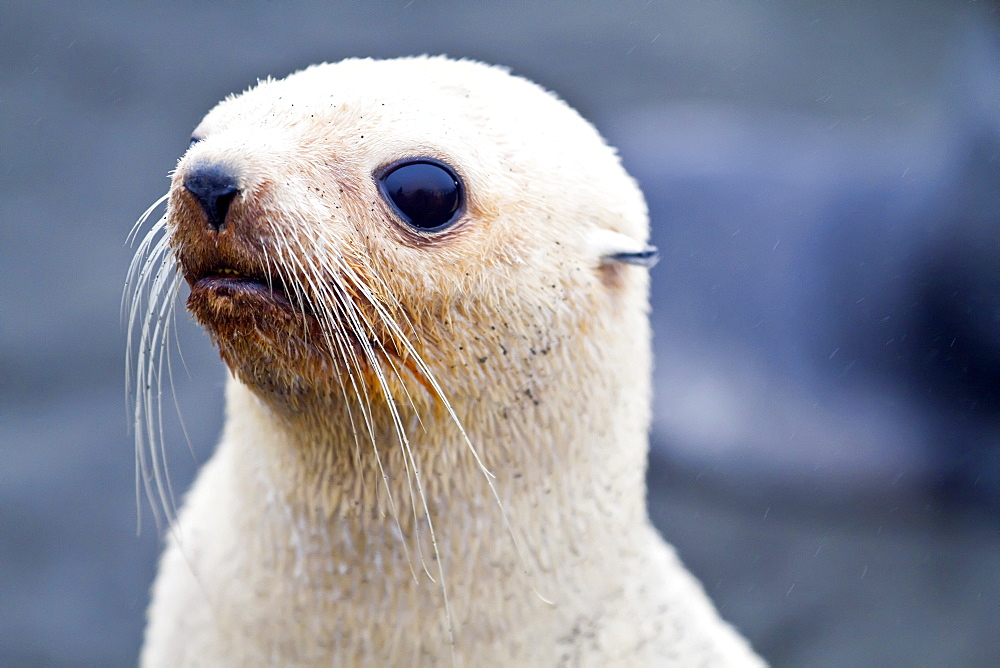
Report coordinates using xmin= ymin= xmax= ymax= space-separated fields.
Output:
xmin=183 ymin=164 xmax=239 ymax=231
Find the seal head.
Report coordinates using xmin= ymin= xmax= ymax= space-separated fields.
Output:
xmin=167 ymin=57 xmax=653 ymax=413
xmin=135 ymin=56 xmax=761 ymax=666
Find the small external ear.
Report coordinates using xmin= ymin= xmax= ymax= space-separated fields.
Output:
xmin=604 ymin=247 xmax=659 ymax=268
xmin=590 ymin=229 xmax=660 ymax=269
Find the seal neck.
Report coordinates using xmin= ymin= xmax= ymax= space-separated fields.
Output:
xmin=219 ymin=368 xmax=650 ymax=537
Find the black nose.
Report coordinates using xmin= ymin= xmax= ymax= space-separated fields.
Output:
xmin=183 ymin=164 xmax=239 ymax=231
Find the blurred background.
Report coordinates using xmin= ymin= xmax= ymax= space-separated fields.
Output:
xmin=2 ymin=1 xmax=997 ymax=664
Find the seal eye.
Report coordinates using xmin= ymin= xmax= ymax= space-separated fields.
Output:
xmin=377 ymin=159 xmax=463 ymax=232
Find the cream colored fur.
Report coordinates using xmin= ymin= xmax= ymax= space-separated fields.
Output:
xmin=138 ymin=56 xmax=763 ymax=666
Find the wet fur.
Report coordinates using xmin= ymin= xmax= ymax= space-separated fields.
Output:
xmin=129 ymin=56 xmax=763 ymax=665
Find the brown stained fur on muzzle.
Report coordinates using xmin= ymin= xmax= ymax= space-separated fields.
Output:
xmin=164 ymin=164 xmax=433 ymax=412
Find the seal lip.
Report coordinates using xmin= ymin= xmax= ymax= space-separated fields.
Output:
xmin=374 ymin=156 xmax=466 ymax=236
xmin=191 ymin=273 xmax=296 ymax=309
xmin=184 ymin=256 xmax=303 ymax=314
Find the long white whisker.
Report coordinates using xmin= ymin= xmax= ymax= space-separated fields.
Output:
xmin=125 ymin=220 xmax=171 ymax=398
xmin=278 ymin=237 xmax=404 ymax=508
xmin=126 ymin=192 xmax=170 ymax=247
xmin=283 ymin=234 xmax=425 ymax=583
xmin=142 ymin=268 xmax=184 ymax=528
xmin=126 ymin=212 xmax=183 ymax=532
xmin=328 ymin=259 xmax=457 ymax=646
xmin=340 ymin=260 xmax=551 ymax=605
xmin=153 ymin=276 xmax=184 ymax=519
xmin=165 ymin=280 xmax=197 ymax=460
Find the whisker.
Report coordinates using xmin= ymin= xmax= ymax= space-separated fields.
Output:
xmin=125 ymin=221 xmax=171 ymax=395
xmin=126 ymin=192 xmax=170 ymax=247
xmin=328 ymin=258 xmax=457 ymax=645
xmin=127 ymin=233 xmax=182 ymax=531
xmin=286 ymin=234 xmax=427 ymax=583
xmin=338 ymin=260 xmax=551 ymax=604
xmin=279 ymin=236 xmax=416 ymax=558
xmin=125 ymin=191 xmax=197 ymax=536
xmin=142 ymin=267 xmax=184 ymax=528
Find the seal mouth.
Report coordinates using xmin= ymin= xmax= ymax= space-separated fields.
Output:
xmin=182 ymin=255 xmax=435 ymax=394
xmin=187 ymin=263 xmax=301 ymax=313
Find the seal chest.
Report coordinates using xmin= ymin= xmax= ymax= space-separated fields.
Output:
xmin=132 ymin=56 xmax=763 ymax=665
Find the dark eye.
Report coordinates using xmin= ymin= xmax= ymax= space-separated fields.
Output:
xmin=189 ymin=136 xmax=202 ymax=149
xmin=377 ymin=159 xmax=464 ymax=232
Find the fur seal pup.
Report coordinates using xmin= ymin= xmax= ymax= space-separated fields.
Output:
xmin=129 ymin=56 xmax=763 ymax=665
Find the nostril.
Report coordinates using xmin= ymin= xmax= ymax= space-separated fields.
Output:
xmin=183 ymin=165 xmax=239 ymax=231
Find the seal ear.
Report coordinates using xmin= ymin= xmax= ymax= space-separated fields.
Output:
xmin=604 ymin=247 xmax=659 ymax=268
xmin=591 ymin=229 xmax=660 ymax=269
